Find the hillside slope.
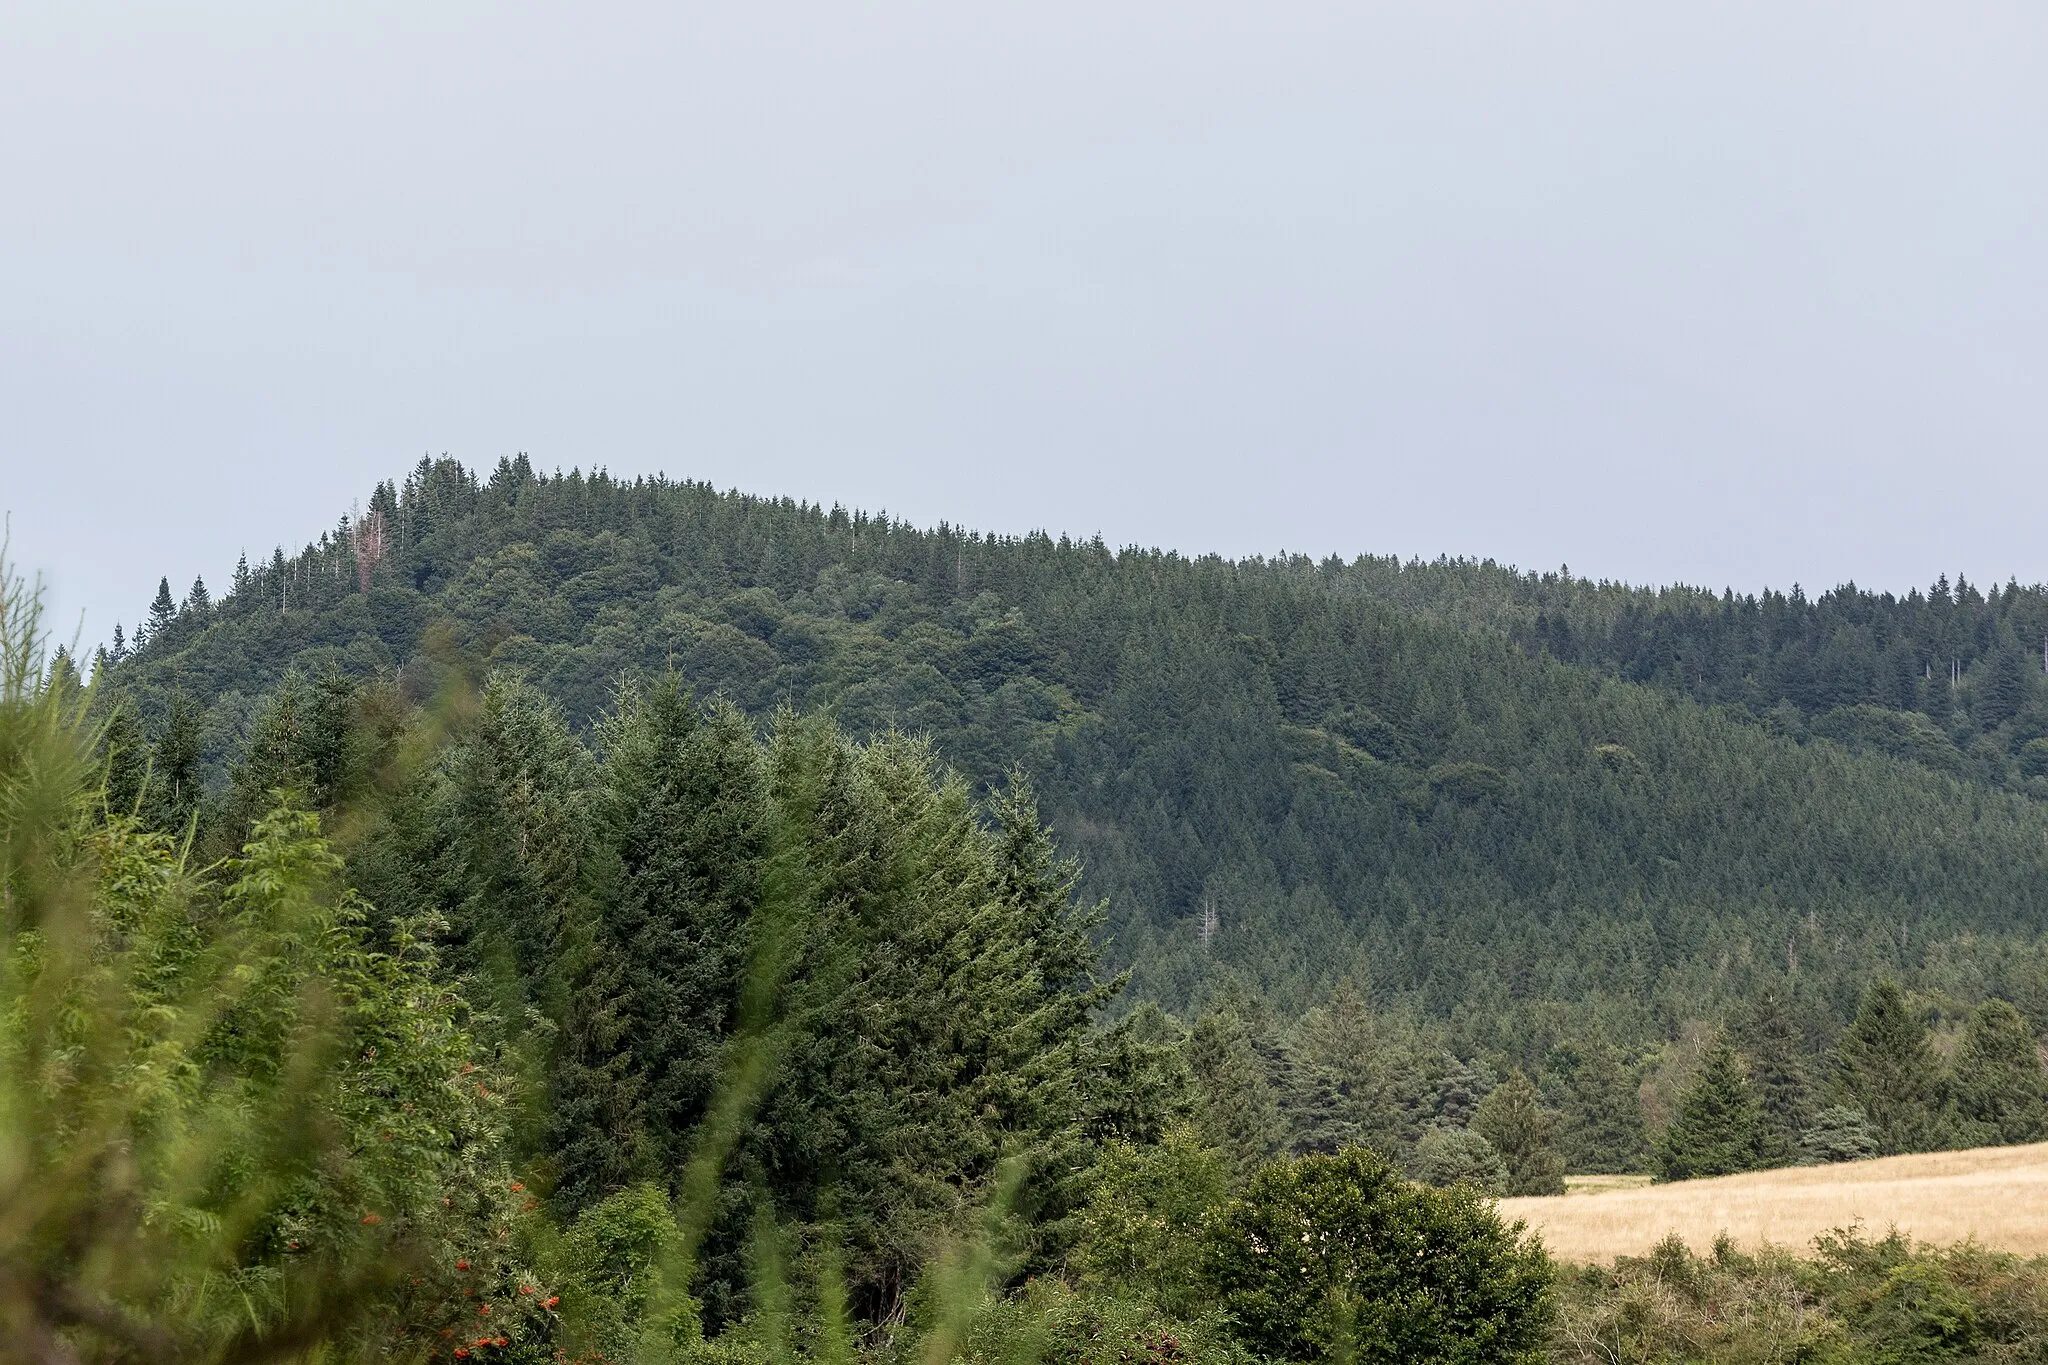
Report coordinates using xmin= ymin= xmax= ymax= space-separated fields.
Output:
xmin=106 ymin=458 xmax=2048 ymax=1050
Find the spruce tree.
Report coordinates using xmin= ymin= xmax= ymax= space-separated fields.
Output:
xmin=98 ymin=706 xmax=151 ymax=817
xmin=1739 ymin=989 xmax=1811 ymax=1167
xmin=1800 ymin=1104 xmax=1880 ymax=1163
xmin=1555 ymin=1038 xmax=1648 ymax=1174
xmin=1952 ymin=998 xmax=2048 ymax=1147
xmin=1472 ymin=1070 xmax=1565 ymax=1195
xmin=145 ymin=576 xmax=178 ymax=639
xmin=566 ymin=681 xmax=768 ymax=1201
xmin=184 ymin=574 xmax=211 ymax=617
xmin=1836 ymin=980 xmax=1950 ymax=1155
xmin=146 ymin=692 xmax=204 ymax=833
xmin=1434 ymin=1052 xmax=1494 ymax=1129
xmin=1655 ymin=1038 xmax=1767 ymax=1181
xmin=1187 ymin=1003 xmax=1284 ymax=1177
xmin=1282 ymin=978 xmax=1375 ymax=1155
xmin=1414 ymin=1125 xmax=1507 ymax=1193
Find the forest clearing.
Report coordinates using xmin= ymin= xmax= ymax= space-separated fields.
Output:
xmin=1505 ymin=1141 xmax=2048 ymax=1261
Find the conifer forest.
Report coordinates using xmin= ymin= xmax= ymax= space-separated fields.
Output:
xmin=12 ymin=457 xmax=2048 ymax=1363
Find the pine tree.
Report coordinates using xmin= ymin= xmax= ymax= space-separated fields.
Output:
xmin=1739 ymin=989 xmax=1811 ymax=1167
xmin=98 ymin=706 xmax=152 ymax=817
xmin=1800 ymin=1104 xmax=1880 ymax=1163
xmin=1282 ymin=978 xmax=1375 ymax=1155
xmin=1836 ymin=980 xmax=1950 ymax=1155
xmin=1472 ymin=1070 xmax=1565 ymax=1195
xmin=109 ymin=622 xmax=125 ymax=663
xmin=233 ymin=551 xmax=251 ymax=597
xmin=1434 ymin=1052 xmax=1494 ymax=1129
xmin=1973 ymin=626 xmax=2034 ymax=728
xmin=558 ymin=681 xmax=768 ymax=1205
xmin=184 ymin=574 xmax=211 ymax=617
xmin=1655 ymin=1038 xmax=1767 ymax=1181
xmin=1952 ymin=998 xmax=2048 ymax=1147
xmin=1414 ymin=1125 xmax=1507 ymax=1193
xmin=1555 ymin=1038 xmax=1649 ymax=1174
xmin=145 ymin=576 xmax=178 ymax=639
xmin=147 ymin=692 xmax=204 ymax=833
xmin=1188 ymin=1003 xmax=1283 ymax=1177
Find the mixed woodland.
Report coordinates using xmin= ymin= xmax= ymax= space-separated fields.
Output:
xmin=15 ymin=456 xmax=2048 ymax=1362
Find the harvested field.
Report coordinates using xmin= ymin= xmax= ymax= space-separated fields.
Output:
xmin=1500 ymin=1141 xmax=2048 ymax=1262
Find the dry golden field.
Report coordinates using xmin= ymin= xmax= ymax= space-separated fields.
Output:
xmin=1500 ymin=1141 xmax=2048 ymax=1262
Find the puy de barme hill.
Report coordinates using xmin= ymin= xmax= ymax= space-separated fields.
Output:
xmin=105 ymin=456 xmax=2048 ymax=1056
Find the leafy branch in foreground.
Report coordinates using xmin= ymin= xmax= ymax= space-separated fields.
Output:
xmin=0 ymin=561 xmax=546 ymax=1364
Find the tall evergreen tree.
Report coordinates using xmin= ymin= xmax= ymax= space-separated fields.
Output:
xmin=1554 ymin=1038 xmax=1648 ymax=1174
xmin=145 ymin=575 xmax=178 ymax=639
xmin=1472 ymin=1070 xmax=1565 ymax=1195
xmin=560 ymin=681 xmax=768 ymax=1205
xmin=1187 ymin=1002 xmax=1284 ymax=1177
xmin=1282 ymin=978 xmax=1375 ymax=1155
xmin=1434 ymin=1053 xmax=1494 ymax=1129
xmin=183 ymin=574 xmax=211 ymax=617
xmin=1836 ymin=980 xmax=1950 ymax=1155
xmin=1952 ymin=998 xmax=2048 ymax=1147
xmin=1656 ymin=1038 xmax=1767 ymax=1181
xmin=147 ymin=691 xmax=204 ymax=833
xmin=1739 ymin=989 xmax=1811 ymax=1167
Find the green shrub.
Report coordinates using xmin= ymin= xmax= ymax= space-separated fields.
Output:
xmin=958 ymin=1280 xmax=1254 ymax=1365
xmin=1415 ymin=1126 xmax=1508 ymax=1194
xmin=1204 ymin=1148 xmax=1552 ymax=1363
xmin=1074 ymin=1126 xmax=1230 ymax=1316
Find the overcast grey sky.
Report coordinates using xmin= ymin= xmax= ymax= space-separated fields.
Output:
xmin=4 ymin=2 xmax=2044 ymax=646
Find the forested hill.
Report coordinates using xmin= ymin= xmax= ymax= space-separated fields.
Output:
xmin=1325 ymin=555 xmax=2048 ymax=788
xmin=100 ymin=456 xmax=2048 ymax=1053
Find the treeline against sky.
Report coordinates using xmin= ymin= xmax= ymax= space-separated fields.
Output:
xmin=99 ymin=457 xmax=2048 ymax=1052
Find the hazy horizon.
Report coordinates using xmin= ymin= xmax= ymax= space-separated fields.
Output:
xmin=5 ymin=3 xmax=2044 ymax=644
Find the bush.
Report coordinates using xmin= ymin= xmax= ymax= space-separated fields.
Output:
xmin=1415 ymin=1126 xmax=1509 ymax=1194
xmin=1204 ymin=1148 xmax=1552 ymax=1363
xmin=1802 ymin=1105 xmax=1881 ymax=1164
xmin=1075 ymin=1126 xmax=1231 ymax=1316
xmin=958 ymin=1280 xmax=1254 ymax=1365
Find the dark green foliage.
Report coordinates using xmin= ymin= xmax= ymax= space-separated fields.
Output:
xmin=565 ymin=681 xmax=769 ymax=1203
xmin=1074 ymin=1128 xmax=1231 ymax=1316
xmin=144 ymin=574 xmax=176 ymax=639
xmin=102 ymin=459 xmax=2048 ymax=1042
xmin=1187 ymin=999 xmax=1284 ymax=1176
xmin=1434 ymin=1053 xmax=1494 ymax=1130
xmin=1801 ymin=1104 xmax=1881 ymax=1164
xmin=1656 ymin=1038 xmax=1768 ymax=1181
xmin=97 ymin=703 xmax=151 ymax=816
xmin=146 ymin=690 xmax=203 ymax=832
xmin=1414 ymin=1126 xmax=1508 ymax=1194
xmin=1552 ymin=1039 xmax=1649 ymax=1174
xmin=1081 ymin=1002 xmax=1196 ymax=1145
xmin=1282 ymin=982 xmax=1438 ymax=1165
xmin=1473 ymin=1071 xmax=1566 ymax=1195
xmin=1951 ymin=999 xmax=2048 ymax=1147
xmin=1837 ymin=981 xmax=1951 ymax=1156
xmin=1739 ymin=989 xmax=1812 ymax=1166
xmin=1203 ymin=1147 xmax=1552 ymax=1363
